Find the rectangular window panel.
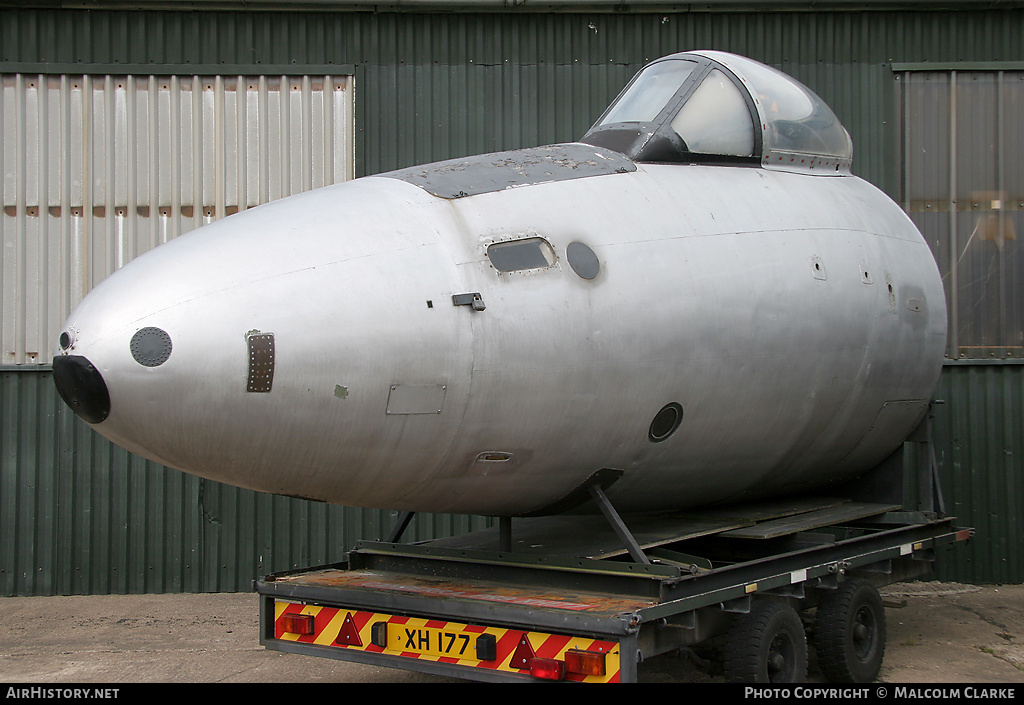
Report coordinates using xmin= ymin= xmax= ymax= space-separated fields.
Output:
xmin=901 ymin=69 xmax=1024 ymax=359
xmin=1 ymin=72 xmax=354 ymax=365
xmin=486 ymin=237 xmax=556 ymax=273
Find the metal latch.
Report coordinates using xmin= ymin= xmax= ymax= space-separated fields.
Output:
xmin=452 ymin=292 xmax=485 ymax=311
xmin=828 ymin=560 xmax=852 ymax=576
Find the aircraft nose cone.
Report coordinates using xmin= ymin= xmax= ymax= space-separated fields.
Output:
xmin=53 ymin=355 xmax=111 ymax=424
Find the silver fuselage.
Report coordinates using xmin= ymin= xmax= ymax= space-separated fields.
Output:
xmin=55 ymin=156 xmax=945 ymax=516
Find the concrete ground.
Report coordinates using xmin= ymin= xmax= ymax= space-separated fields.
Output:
xmin=0 ymin=582 xmax=1021 ymax=684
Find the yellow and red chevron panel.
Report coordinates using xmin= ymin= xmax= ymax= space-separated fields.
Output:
xmin=274 ymin=600 xmax=621 ymax=682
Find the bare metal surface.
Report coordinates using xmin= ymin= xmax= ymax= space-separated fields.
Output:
xmin=51 ymin=53 xmax=946 ymax=518
xmin=51 ymin=161 xmax=947 ymax=517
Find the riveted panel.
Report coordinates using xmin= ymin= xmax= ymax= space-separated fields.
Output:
xmin=246 ymin=334 xmax=275 ymax=393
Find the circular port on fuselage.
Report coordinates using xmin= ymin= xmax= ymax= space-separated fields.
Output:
xmin=130 ymin=327 xmax=173 ymax=367
xmin=649 ymin=402 xmax=684 ymax=442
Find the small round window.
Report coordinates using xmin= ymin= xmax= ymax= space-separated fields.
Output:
xmin=649 ymin=402 xmax=684 ymax=442
xmin=566 ymin=241 xmax=600 ymax=280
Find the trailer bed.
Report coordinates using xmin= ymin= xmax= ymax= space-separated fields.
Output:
xmin=255 ymin=499 xmax=971 ymax=683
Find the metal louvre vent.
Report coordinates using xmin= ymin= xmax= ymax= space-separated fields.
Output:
xmin=246 ymin=333 xmax=275 ymax=393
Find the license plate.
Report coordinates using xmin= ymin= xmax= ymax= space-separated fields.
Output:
xmin=391 ymin=624 xmax=475 ymax=659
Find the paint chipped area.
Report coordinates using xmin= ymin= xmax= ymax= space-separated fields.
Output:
xmin=379 ymin=143 xmax=635 ymax=199
xmin=268 ymin=568 xmax=656 ymax=616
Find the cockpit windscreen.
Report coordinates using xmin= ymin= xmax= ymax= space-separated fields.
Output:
xmin=599 ymin=60 xmax=697 ymax=125
xmin=582 ymin=50 xmax=853 ymax=173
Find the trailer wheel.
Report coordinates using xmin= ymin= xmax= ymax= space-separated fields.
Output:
xmin=814 ymin=578 xmax=886 ymax=683
xmin=724 ymin=601 xmax=807 ymax=683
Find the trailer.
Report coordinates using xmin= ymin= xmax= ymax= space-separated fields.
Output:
xmin=253 ymin=419 xmax=972 ymax=683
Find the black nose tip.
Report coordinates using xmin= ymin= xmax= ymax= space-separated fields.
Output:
xmin=53 ymin=355 xmax=111 ymax=424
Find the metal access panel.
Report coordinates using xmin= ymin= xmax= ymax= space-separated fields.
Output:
xmin=385 ymin=384 xmax=447 ymax=415
xmin=1 ymin=70 xmax=354 ymax=366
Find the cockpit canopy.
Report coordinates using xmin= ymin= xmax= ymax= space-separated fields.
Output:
xmin=581 ymin=51 xmax=853 ymax=174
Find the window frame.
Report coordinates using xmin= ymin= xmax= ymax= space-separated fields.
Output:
xmin=896 ymin=63 xmax=1024 ymax=361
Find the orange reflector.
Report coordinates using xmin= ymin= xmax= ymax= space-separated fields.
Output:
xmin=281 ymin=613 xmax=314 ymax=635
xmin=530 ymin=657 xmax=565 ymax=681
xmin=564 ymin=648 xmax=606 ymax=676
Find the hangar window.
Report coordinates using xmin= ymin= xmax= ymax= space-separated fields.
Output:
xmin=898 ymin=67 xmax=1024 ymax=359
xmin=487 ymin=237 xmax=556 ymax=273
xmin=0 ymin=70 xmax=354 ymax=366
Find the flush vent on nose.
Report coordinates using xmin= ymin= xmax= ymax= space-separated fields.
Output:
xmin=246 ymin=333 xmax=275 ymax=393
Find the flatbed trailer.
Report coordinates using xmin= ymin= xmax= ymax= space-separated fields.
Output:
xmin=254 ymin=494 xmax=971 ymax=683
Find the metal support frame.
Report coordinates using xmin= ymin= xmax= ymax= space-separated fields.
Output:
xmin=387 ymin=511 xmax=415 ymax=543
xmin=588 ymin=485 xmax=651 ymax=565
xmin=922 ymin=410 xmax=947 ymax=516
xmin=499 ymin=517 xmax=512 ymax=552
xmin=256 ymin=499 xmax=969 ymax=684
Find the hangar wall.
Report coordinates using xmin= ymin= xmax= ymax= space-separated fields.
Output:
xmin=2 ymin=70 xmax=355 ymax=366
xmin=1 ymin=5 xmax=1022 ymax=593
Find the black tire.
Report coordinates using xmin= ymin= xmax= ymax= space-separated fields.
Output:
xmin=724 ymin=601 xmax=808 ymax=683
xmin=814 ymin=578 xmax=886 ymax=683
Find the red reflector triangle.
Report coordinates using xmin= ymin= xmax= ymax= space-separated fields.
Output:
xmin=335 ymin=612 xmax=363 ymax=646
xmin=509 ymin=633 xmax=535 ymax=669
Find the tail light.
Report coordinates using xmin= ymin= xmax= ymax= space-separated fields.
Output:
xmin=280 ymin=613 xmax=314 ymax=635
xmin=530 ymin=657 xmax=565 ymax=681
xmin=565 ymin=648 xmax=607 ymax=676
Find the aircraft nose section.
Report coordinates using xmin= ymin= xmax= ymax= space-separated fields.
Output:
xmin=53 ymin=355 xmax=111 ymax=425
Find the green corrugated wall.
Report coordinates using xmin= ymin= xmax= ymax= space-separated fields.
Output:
xmin=4 ymin=8 xmax=1022 ymax=186
xmin=931 ymin=365 xmax=1024 ymax=584
xmin=2 ymin=6 xmax=1023 ymax=593
xmin=1 ymin=369 xmax=493 ymax=594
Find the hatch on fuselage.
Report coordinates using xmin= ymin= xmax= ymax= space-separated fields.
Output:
xmin=581 ymin=50 xmax=853 ymax=175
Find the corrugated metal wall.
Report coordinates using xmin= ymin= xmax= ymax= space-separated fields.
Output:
xmin=5 ymin=8 xmax=1020 ymax=186
xmin=930 ymin=365 xmax=1024 ymax=584
xmin=1 ymin=369 xmax=492 ymax=594
xmin=1 ymin=7 xmax=1023 ymax=593
xmin=2 ymin=70 xmax=353 ymax=366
